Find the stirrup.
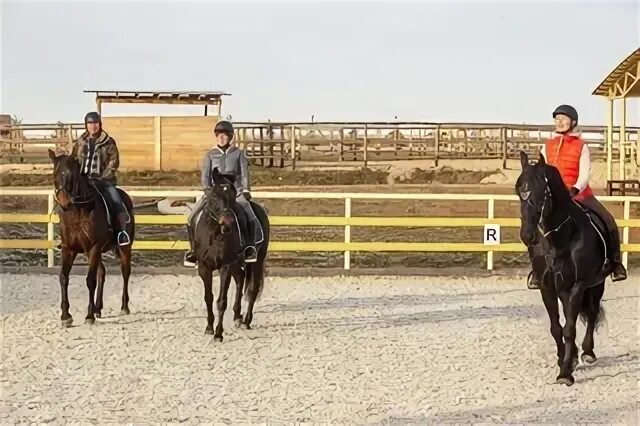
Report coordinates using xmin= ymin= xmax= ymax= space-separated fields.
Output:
xmin=117 ymin=231 xmax=131 ymax=247
xmin=244 ymin=246 xmax=258 ymax=263
xmin=183 ymin=252 xmax=197 ymax=268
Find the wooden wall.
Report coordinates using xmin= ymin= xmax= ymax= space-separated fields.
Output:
xmin=102 ymin=116 xmax=219 ymax=171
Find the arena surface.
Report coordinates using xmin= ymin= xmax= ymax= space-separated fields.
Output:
xmin=1 ymin=273 xmax=638 ymax=424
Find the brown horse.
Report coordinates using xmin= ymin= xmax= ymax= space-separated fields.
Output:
xmin=48 ymin=149 xmax=135 ymax=327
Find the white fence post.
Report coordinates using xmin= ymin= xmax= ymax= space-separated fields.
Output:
xmin=344 ymin=197 xmax=351 ymax=270
xmin=623 ymin=199 xmax=630 ymax=268
xmin=47 ymin=193 xmax=54 ymax=268
xmin=486 ymin=197 xmax=495 ymax=271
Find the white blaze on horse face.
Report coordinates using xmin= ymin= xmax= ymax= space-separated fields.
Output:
xmin=519 ymin=181 xmax=531 ymax=201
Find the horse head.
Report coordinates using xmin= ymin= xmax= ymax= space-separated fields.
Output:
xmin=48 ymin=149 xmax=86 ymax=209
xmin=204 ymin=168 xmax=238 ymax=236
xmin=516 ymin=150 xmax=571 ymax=245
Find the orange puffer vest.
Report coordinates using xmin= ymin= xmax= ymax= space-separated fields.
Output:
xmin=544 ymin=134 xmax=593 ymax=201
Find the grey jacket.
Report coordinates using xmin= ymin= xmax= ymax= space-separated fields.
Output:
xmin=200 ymin=145 xmax=251 ymax=192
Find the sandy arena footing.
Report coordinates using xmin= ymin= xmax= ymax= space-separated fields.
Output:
xmin=1 ymin=273 xmax=638 ymax=424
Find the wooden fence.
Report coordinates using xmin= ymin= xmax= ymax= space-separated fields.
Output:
xmin=2 ymin=120 xmax=639 ymax=170
xmin=1 ymin=188 xmax=639 ymax=271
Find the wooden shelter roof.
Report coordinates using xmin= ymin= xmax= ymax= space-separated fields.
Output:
xmin=592 ymin=48 xmax=640 ymax=98
xmin=83 ymin=89 xmax=231 ymax=105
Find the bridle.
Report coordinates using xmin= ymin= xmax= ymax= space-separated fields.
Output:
xmin=205 ymin=193 xmax=238 ymax=236
xmin=537 ymin=175 xmax=572 ymax=238
xmin=54 ymin=165 xmax=94 ymax=210
xmin=522 ymin=174 xmax=571 ymax=239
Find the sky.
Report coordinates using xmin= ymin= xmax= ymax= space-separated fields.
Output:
xmin=1 ymin=0 xmax=639 ymax=126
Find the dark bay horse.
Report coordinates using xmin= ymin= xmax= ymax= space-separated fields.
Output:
xmin=516 ymin=150 xmax=610 ymax=386
xmin=48 ymin=149 xmax=135 ymax=327
xmin=192 ymin=168 xmax=270 ymax=341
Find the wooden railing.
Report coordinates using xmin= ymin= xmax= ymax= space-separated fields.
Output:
xmin=2 ymin=121 xmax=639 ymax=170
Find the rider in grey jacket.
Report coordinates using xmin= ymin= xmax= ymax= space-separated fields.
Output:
xmin=183 ymin=120 xmax=259 ymax=266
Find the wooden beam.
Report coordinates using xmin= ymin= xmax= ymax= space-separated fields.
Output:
xmin=93 ymin=98 xmax=219 ymax=106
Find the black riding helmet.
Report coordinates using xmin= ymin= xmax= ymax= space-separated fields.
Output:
xmin=552 ymin=104 xmax=578 ymax=126
xmin=214 ymin=120 xmax=234 ymax=136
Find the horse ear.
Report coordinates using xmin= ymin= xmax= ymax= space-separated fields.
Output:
xmin=212 ymin=167 xmax=221 ymax=183
xmin=538 ymin=151 xmax=546 ymax=165
xmin=48 ymin=149 xmax=57 ymax=163
xmin=519 ymin=150 xmax=528 ymax=169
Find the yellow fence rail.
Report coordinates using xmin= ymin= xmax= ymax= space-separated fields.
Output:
xmin=1 ymin=188 xmax=639 ymax=271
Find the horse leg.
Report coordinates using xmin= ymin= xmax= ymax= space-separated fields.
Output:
xmin=213 ymin=265 xmax=233 ymax=342
xmin=85 ymin=249 xmax=101 ymax=324
xmin=581 ymin=282 xmax=605 ymax=365
xmin=540 ymin=284 xmax=564 ymax=368
xmin=242 ymin=261 xmax=264 ymax=330
xmin=118 ymin=245 xmax=132 ymax=315
xmin=198 ymin=263 xmax=214 ymax=335
xmin=556 ymin=285 xmax=584 ymax=386
xmin=232 ymin=266 xmax=246 ymax=328
xmin=59 ymin=247 xmax=77 ymax=327
xmin=94 ymin=260 xmax=106 ymax=318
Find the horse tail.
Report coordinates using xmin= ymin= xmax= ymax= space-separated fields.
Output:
xmin=243 ymin=262 xmax=266 ymax=302
xmin=579 ymin=282 xmax=606 ymax=332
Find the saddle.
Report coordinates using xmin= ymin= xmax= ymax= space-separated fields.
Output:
xmin=572 ymin=199 xmax=610 ymax=266
xmin=89 ymin=183 xmax=131 ymax=231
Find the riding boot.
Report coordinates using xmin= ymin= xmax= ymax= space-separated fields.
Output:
xmin=116 ymin=211 xmax=131 ymax=246
xmin=183 ymin=224 xmax=197 ymax=267
xmin=243 ymin=218 xmax=257 ymax=264
xmin=609 ymin=229 xmax=627 ymax=282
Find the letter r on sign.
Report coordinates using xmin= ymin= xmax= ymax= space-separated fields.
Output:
xmin=484 ymin=224 xmax=500 ymax=245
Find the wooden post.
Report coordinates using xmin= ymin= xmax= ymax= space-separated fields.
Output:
xmin=434 ymin=125 xmax=440 ymax=167
xmin=606 ymin=98 xmax=614 ymax=182
xmin=363 ymin=124 xmax=368 ymax=167
xmin=204 ymin=105 xmax=208 ymax=116
xmin=290 ymin=125 xmax=297 ymax=170
xmin=67 ymin=124 xmax=74 ymax=153
xmin=154 ymin=116 xmax=162 ymax=171
xmin=96 ymin=99 xmax=102 ymax=115
xmin=620 ymin=97 xmax=626 ymax=180
xmin=501 ymin=127 xmax=507 ymax=169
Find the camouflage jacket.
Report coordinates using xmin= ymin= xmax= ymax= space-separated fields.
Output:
xmin=71 ymin=130 xmax=120 ymax=185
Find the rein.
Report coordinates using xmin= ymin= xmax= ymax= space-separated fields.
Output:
xmin=535 ymin=175 xmax=572 ymax=238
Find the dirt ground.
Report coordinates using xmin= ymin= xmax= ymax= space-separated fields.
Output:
xmin=1 ymin=273 xmax=638 ymax=424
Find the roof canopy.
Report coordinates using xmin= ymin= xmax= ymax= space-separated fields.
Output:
xmin=592 ymin=48 xmax=640 ymax=98
xmin=83 ymin=89 xmax=231 ymax=106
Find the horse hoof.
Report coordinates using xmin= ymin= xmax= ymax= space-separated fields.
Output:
xmin=204 ymin=327 xmax=214 ymax=335
xmin=239 ymin=323 xmax=250 ymax=330
xmin=85 ymin=318 xmax=95 ymax=325
xmin=120 ymin=308 xmax=130 ymax=316
xmin=555 ymin=376 xmax=575 ymax=386
xmin=95 ymin=312 xmax=101 ymax=319
xmin=581 ymin=353 xmax=597 ymax=365
xmin=214 ymin=336 xmax=223 ymax=343
xmin=234 ymin=319 xmax=242 ymax=328
xmin=61 ymin=318 xmax=73 ymax=328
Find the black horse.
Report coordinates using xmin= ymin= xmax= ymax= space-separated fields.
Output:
xmin=192 ymin=168 xmax=270 ymax=341
xmin=48 ymin=149 xmax=135 ymax=326
xmin=516 ymin=150 xmax=610 ymax=386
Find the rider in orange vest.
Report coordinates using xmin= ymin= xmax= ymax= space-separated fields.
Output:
xmin=526 ymin=104 xmax=627 ymax=289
